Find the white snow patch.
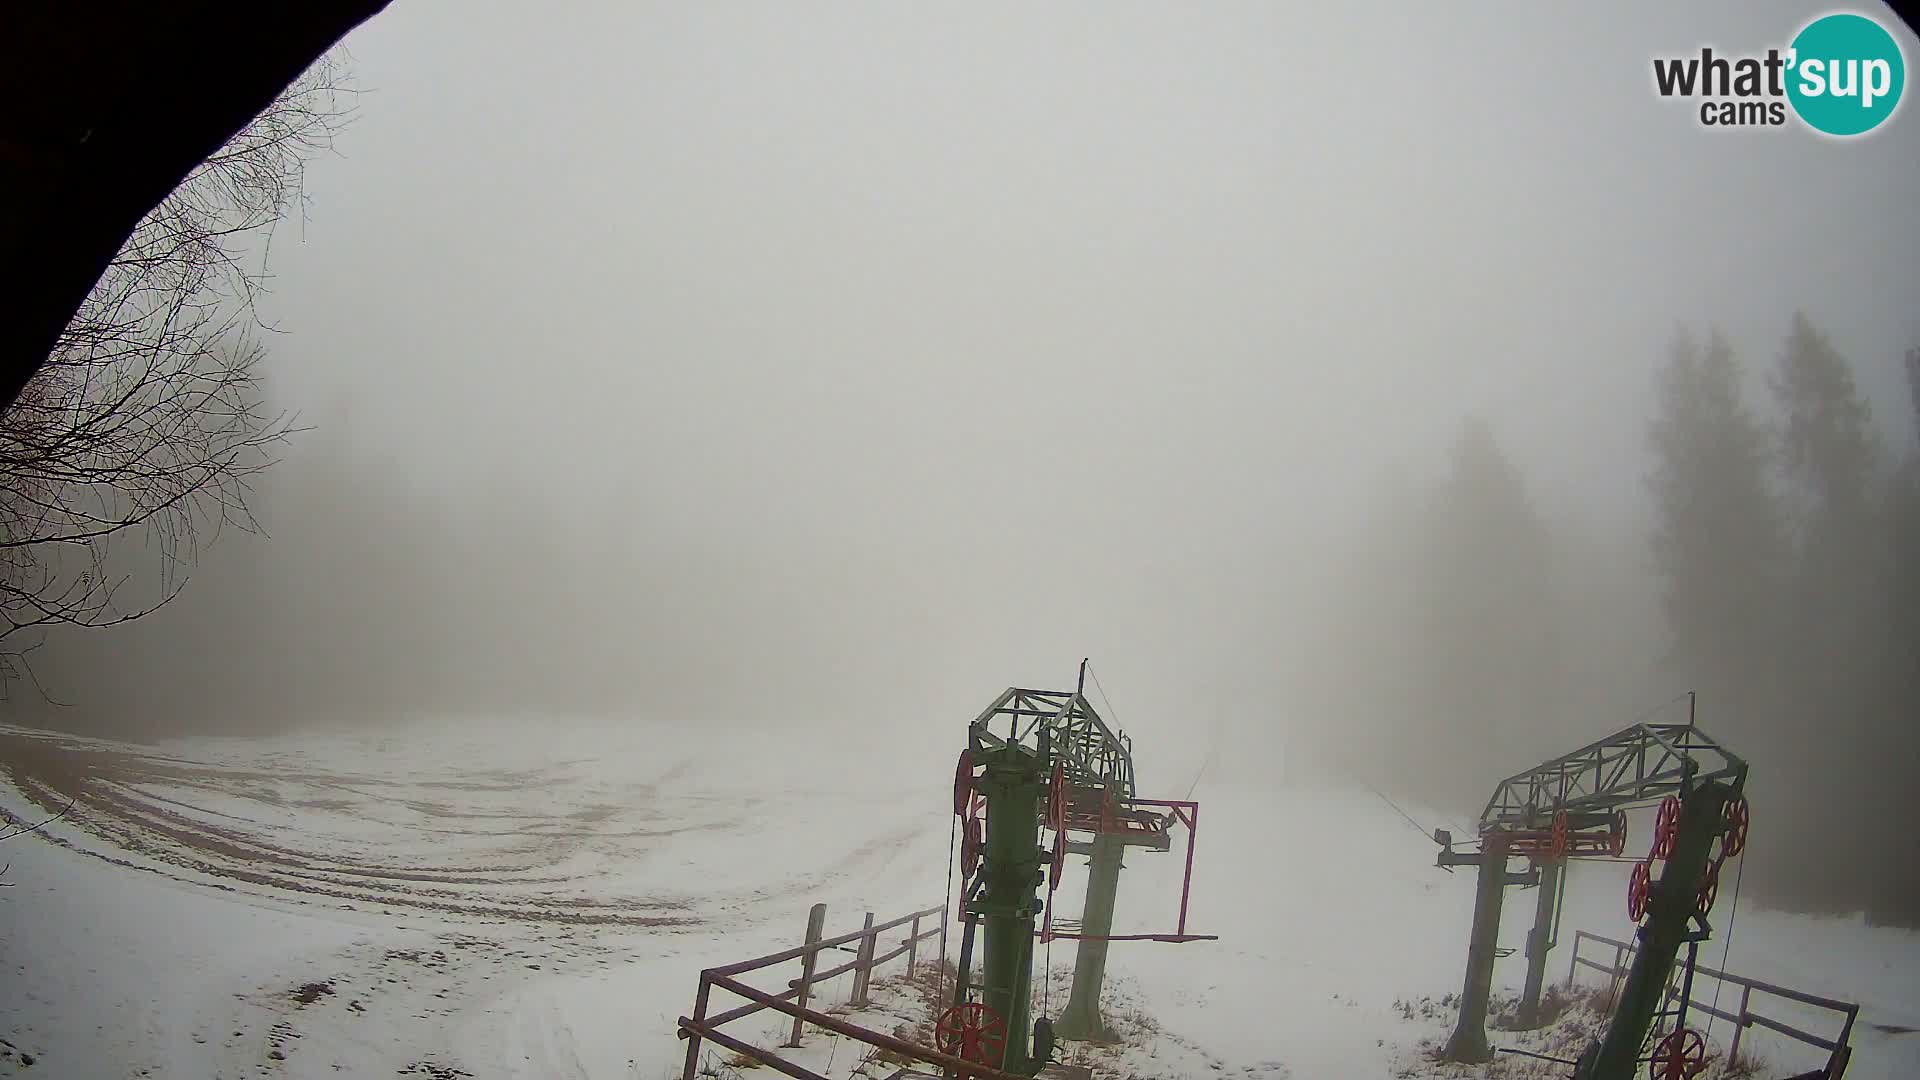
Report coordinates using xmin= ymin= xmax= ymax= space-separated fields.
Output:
xmin=0 ymin=720 xmax=1914 ymax=1079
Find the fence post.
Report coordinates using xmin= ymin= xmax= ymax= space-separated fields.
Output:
xmin=852 ymin=911 xmax=877 ymax=1007
xmin=1604 ymin=940 xmax=1629 ymax=1012
xmin=681 ymin=976 xmax=712 ymax=1080
xmin=784 ymin=903 xmax=828 ymax=1048
xmin=938 ymin=900 xmax=950 ymax=975
xmin=1566 ymin=933 xmax=1580 ymax=990
xmin=1729 ymin=984 xmax=1752 ymax=1064
xmin=908 ymin=913 xmax=922 ymax=978
xmin=1828 ymin=1001 xmax=1857 ymax=1079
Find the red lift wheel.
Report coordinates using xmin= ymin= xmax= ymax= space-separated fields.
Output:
xmin=1721 ymin=796 xmax=1750 ymax=860
xmin=1628 ymin=860 xmax=1652 ymax=922
xmin=1049 ymin=835 xmax=1068 ymax=890
xmin=1653 ymin=795 xmax=1681 ymax=859
xmin=1550 ymin=809 xmax=1570 ymax=860
xmin=1047 ymin=759 xmax=1068 ymax=833
xmin=1648 ymin=1027 xmax=1707 ymax=1080
xmin=1695 ymin=856 xmax=1722 ymax=917
xmin=960 ymin=812 xmax=984 ymax=880
xmin=1611 ymin=810 xmax=1629 ymax=858
xmin=935 ymin=1002 xmax=1008 ymax=1066
xmin=953 ymin=749 xmax=975 ymax=817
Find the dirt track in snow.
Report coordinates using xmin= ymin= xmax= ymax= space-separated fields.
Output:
xmin=0 ymin=729 xmax=704 ymax=928
xmin=0 ymin=723 xmax=963 ymax=1079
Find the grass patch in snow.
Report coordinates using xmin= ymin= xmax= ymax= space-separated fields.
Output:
xmin=1385 ymin=985 xmax=1785 ymax=1079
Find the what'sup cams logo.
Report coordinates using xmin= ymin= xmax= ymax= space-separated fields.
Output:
xmin=1653 ymin=11 xmax=1906 ymax=136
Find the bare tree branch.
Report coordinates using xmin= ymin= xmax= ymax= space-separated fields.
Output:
xmin=0 ymin=794 xmax=77 ymax=844
xmin=0 ymin=55 xmax=354 ymax=693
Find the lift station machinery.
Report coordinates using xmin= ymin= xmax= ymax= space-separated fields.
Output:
xmin=939 ymin=661 xmax=1215 ymax=1076
xmin=1433 ymin=697 xmax=1751 ymax=1080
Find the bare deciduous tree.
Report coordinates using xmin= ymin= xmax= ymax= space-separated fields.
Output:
xmin=0 ymin=55 xmax=354 ymax=690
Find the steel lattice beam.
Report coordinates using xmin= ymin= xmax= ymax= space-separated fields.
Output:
xmin=1478 ymin=721 xmax=1747 ymax=831
xmin=969 ymin=686 xmax=1136 ymax=801
xmin=1444 ymin=705 xmax=1750 ymax=1069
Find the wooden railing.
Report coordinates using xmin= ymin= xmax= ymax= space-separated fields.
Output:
xmin=1567 ymin=929 xmax=1858 ymax=1078
xmin=678 ymin=902 xmax=1029 ymax=1080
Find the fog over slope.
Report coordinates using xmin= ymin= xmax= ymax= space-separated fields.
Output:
xmin=11 ymin=2 xmax=1919 ymax=918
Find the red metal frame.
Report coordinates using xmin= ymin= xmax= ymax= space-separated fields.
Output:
xmin=954 ymin=749 xmax=975 ymax=815
xmin=935 ymin=1000 xmax=1008 ymax=1065
xmin=1695 ymin=856 xmax=1722 ymax=916
xmin=1041 ymin=932 xmax=1219 ymax=943
xmin=1039 ymin=797 xmax=1217 ymax=944
xmin=1653 ymin=794 xmax=1681 ymax=859
xmin=676 ymin=904 xmax=1036 ymax=1080
xmin=1508 ymin=823 xmax=1621 ymax=859
xmin=1628 ymin=861 xmax=1651 ymax=923
xmin=1720 ymin=796 xmax=1749 ymax=859
xmin=1649 ymin=1027 xmax=1707 ymax=1079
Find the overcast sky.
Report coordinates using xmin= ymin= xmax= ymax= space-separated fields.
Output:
xmin=20 ymin=2 xmax=1919 ymax=779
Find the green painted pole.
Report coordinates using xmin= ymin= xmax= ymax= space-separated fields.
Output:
xmin=1581 ymin=781 xmax=1733 ymax=1080
xmin=1057 ymin=831 xmax=1124 ymax=1040
xmin=1518 ymin=856 xmax=1563 ymax=1028
xmin=953 ymin=914 xmax=979 ymax=1009
xmin=1442 ymin=831 xmax=1511 ymax=1063
xmin=974 ymin=742 xmax=1047 ymax=1075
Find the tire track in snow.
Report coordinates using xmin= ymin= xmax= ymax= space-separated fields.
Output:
xmin=0 ymin=730 xmax=710 ymax=929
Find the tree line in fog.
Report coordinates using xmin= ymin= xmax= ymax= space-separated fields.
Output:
xmin=1305 ymin=312 xmax=1919 ymax=925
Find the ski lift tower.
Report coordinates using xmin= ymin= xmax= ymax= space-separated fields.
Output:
xmin=943 ymin=662 xmax=1214 ymax=1076
xmin=1433 ymin=697 xmax=1750 ymax=1080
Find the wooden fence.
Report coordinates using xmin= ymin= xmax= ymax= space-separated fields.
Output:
xmin=677 ymin=902 xmax=1031 ymax=1080
xmin=1567 ymin=929 xmax=1858 ymax=1078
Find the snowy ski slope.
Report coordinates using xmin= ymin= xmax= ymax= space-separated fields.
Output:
xmin=0 ymin=718 xmax=1913 ymax=1079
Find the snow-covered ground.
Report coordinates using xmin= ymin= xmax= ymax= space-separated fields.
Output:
xmin=0 ymin=718 xmax=1914 ymax=1079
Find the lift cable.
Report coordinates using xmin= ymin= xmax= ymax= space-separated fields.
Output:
xmin=1622 ymin=689 xmax=1699 ymax=729
xmin=1550 ymin=851 xmax=1568 ymax=945
xmin=1704 ymin=848 xmax=1749 ymax=1048
xmin=1084 ymin=661 xmax=1122 ymax=732
xmin=1495 ymin=1045 xmax=1579 ymax=1066
xmin=1043 ymin=881 xmax=1055 ymax=1016
xmin=1038 ymin=820 xmax=1054 ymax=1020
xmin=940 ymin=803 xmax=958 ymax=1006
xmin=1177 ymin=746 xmax=1211 ymax=804
xmin=1358 ymin=776 xmax=1450 ymax=845
xmin=1184 ymin=719 xmax=1220 ymax=801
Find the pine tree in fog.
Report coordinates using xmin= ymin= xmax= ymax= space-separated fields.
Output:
xmin=1769 ymin=313 xmax=1898 ymax=915
xmin=1403 ymin=417 xmax=1560 ymax=811
xmin=1642 ymin=320 xmax=1920 ymax=922
xmin=1867 ymin=347 xmax=1920 ymax=922
xmin=1772 ymin=314 xmax=1886 ymax=733
xmin=1646 ymin=327 xmax=1784 ymax=727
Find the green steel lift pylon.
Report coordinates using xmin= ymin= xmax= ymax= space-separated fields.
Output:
xmin=1517 ymin=854 xmax=1564 ymax=1030
xmin=1432 ymin=697 xmax=1749 ymax=1080
xmin=951 ymin=734 xmax=1053 ymax=1075
xmin=1437 ymin=830 xmax=1539 ymax=1062
xmin=1056 ymin=828 xmax=1124 ymax=1040
xmin=945 ymin=663 xmax=1214 ymax=1074
xmin=1576 ymin=779 xmax=1738 ymax=1080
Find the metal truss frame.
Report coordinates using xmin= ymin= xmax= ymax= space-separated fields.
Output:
xmin=1479 ymin=720 xmax=1748 ymax=832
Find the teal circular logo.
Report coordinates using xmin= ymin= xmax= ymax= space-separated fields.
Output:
xmin=1787 ymin=13 xmax=1906 ymax=136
